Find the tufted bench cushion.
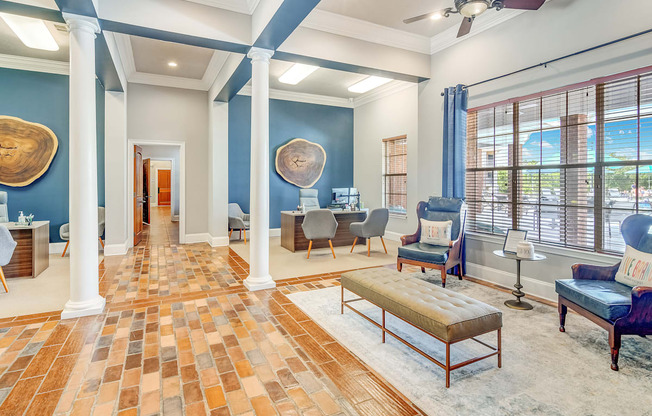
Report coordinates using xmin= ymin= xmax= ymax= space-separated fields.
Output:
xmin=341 ymin=268 xmax=502 ymax=343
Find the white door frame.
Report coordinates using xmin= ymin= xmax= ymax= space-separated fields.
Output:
xmin=128 ymin=140 xmax=186 ymax=246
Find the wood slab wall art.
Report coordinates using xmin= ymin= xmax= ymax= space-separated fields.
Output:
xmin=275 ymin=138 xmax=326 ymax=188
xmin=0 ymin=116 xmax=58 ymax=187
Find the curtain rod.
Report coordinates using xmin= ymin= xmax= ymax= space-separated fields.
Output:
xmin=440 ymin=27 xmax=652 ymax=96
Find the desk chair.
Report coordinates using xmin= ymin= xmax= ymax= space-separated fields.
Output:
xmin=301 ymin=209 xmax=338 ymax=259
xmin=299 ymin=189 xmax=320 ymax=212
xmin=60 ymin=207 xmax=106 ymax=257
xmin=0 ymin=192 xmax=8 ymax=223
xmin=0 ymin=225 xmax=17 ymax=293
xmin=228 ymin=203 xmax=250 ymax=244
xmin=350 ymin=208 xmax=389 ymax=256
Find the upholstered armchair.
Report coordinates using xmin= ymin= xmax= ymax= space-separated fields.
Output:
xmin=397 ymin=197 xmax=467 ymax=288
xmin=60 ymin=207 xmax=106 ymax=257
xmin=299 ymin=189 xmax=320 ymax=212
xmin=228 ymin=203 xmax=250 ymax=244
xmin=556 ymin=214 xmax=652 ymax=371
xmin=0 ymin=225 xmax=17 ymax=293
xmin=0 ymin=192 xmax=8 ymax=223
xmin=301 ymin=209 xmax=338 ymax=259
xmin=350 ymin=208 xmax=389 ymax=256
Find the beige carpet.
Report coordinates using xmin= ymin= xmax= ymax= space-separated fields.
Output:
xmin=0 ymin=254 xmax=103 ymax=319
xmin=229 ymin=236 xmax=399 ymax=280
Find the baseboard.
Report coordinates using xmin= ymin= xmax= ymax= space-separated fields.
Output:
xmin=209 ymin=235 xmax=229 ymax=247
xmin=269 ymin=228 xmax=281 ymax=237
xmin=104 ymin=239 xmax=129 ymax=256
xmin=184 ymin=233 xmax=211 ymax=244
xmin=384 ymin=231 xmax=403 ymax=242
xmin=49 ymin=242 xmax=67 ymax=254
xmin=172 ymin=215 xmax=179 ymax=222
xmin=465 ymin=262 xmax=557 ymax=303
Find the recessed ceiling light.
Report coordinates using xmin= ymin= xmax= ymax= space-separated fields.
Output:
xmin=168 ymin=61 xmax=178 ymax=67
xmin=348 ymin=76 xmax=392 ymax=94
xmin=279 ymin=63 xmax=319 ymax=85
xmin=0 ymin=13 xmax=58 ymax=51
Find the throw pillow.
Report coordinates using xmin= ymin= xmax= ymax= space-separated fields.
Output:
xmin=615 ymin=245 xmax=652 ymax=287
xmin=420 ymin=219 xmax=452 ymax=246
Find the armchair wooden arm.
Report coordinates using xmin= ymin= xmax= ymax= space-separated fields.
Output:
xmin=571 ymin=262 xmax=620 ymax=281
xmin=400 ymin=201 xmax=427 ymax=246
xmin=617 ymin=286 xmax=652 ymax=330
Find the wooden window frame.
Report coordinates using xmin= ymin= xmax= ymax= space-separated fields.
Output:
xmin=382 ymin=135 xmax=408 ymax=217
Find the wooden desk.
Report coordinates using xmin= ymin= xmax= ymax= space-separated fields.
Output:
xmin=281 ymin=210 xmax=367 ymax=252
xmin=3 ymin=221 xmax=49 ymax=278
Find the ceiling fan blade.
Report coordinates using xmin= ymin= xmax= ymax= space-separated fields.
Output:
xmin=403 ymin=12 xmax=437 ymax=24
xmin=501 ymin=0 xmax=545 ymax=10
xmin=457 ymin=17 xmax=474 ymax=38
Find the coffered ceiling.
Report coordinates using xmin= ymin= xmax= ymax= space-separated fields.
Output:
xmin=0 ymin=16 xmax=68 ymax=61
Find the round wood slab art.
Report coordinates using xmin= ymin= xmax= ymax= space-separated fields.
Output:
xmin=275 ymin=138 xmax=326 ymax=188
xmin=0 ymin=116 xmax=58 ymax=187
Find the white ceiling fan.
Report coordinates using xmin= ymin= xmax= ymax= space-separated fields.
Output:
xmin=403 ymin=0 xmax=546 ymax=38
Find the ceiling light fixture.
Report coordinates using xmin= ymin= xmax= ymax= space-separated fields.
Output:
xmin=457 ymin=0 xmax=489 ymax=17
xmin=168 ymin=61 xmax=178 ymax=67
xmin=348 ymin=76 xmax=392 ymax=94
xmin=0 ymin=13 xmax=58 ymax=51
xmin=279 ymin=63 xmax=319 ymax=85
xmin=430 ymin=12 xmax=442 ymax=20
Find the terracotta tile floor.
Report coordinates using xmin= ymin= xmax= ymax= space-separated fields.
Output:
xmin=0 ymin=208 xmax=424 ymax=415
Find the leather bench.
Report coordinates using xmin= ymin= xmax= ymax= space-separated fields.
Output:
xmin=341 ymin=267 xmax=502 ymax=387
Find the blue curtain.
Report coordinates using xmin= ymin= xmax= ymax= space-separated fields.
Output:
xmin=442 ymin=84 xmax=468 ymax=199
xmin=442 ymin=84 xmax=468 ymax=275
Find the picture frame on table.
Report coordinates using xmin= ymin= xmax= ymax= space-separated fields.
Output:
xmin=503 ymin=229 xmax=528 ymax=254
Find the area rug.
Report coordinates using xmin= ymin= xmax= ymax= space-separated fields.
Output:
xmin=287 ymin=271 xmax=652 ymax=416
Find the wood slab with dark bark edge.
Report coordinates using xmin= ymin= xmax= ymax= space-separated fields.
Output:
xmin=275 ymin=138 xmax=326 ymax=188
xmin=0 ymin=116 xmax=58 ymax=187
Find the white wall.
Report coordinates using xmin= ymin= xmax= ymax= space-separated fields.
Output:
xmin=354 ymin=84 xmax=419 ymax=238
xmin=416 ymin=0 xmax=652 ymax=300
xmin=127 ymin=83 xmax=209 ymax=237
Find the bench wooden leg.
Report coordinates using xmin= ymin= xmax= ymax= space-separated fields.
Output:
xmin=382 ymin=309 xmax=386 ymax=343
xmin=445 ymin=342 xmax=451 ymax=388
xmin=558 ymin=300 xmax=567 ymax=332
xmin=341 ymin=285 xmax=344 ymax=314
xmin=498 ymin=328 xmax=502 ymax=368
xmin=350 ymin=237 xmax=358 ymax=253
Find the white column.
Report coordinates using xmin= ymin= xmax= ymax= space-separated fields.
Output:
xmin=244 ymin=47 xmax=276 ymax=291
xmin=61 ymin=14 xmax=106 ymax=319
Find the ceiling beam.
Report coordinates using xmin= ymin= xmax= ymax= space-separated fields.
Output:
xmin=0 ymin=1 xmax=64 ymax=23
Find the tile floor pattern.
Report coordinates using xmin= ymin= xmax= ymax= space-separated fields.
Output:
xmin=0 ymin=208 xmax=423 ymax=415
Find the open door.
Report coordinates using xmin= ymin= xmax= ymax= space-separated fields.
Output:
xmin=143 ymin=158 xmax=151 ymax=224
xmin=134 ymin=145 xmax=144 ymax=246
xmin=157 ymin=169 xmax=171 ymax=206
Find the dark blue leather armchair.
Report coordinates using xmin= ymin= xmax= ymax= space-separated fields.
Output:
xmin=397 ymin=197 xmax=466 ymax=288
xmin=556 ymin=214 xmax=652 ymax=371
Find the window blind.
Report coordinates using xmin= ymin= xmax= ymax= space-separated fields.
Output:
xmin=466 ymin=69 xmax=652 ymax=253
xmin=383 ymin=135 xmax=408 ymax=215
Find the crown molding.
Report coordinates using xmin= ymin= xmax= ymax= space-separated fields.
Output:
xmin=184 ymin=0 xmax=260 ymax=15
xmin=353 ymin=80 xmax=415 ymax=108
xmin=0 ymin=53 xmax=68 ymax=75
xmin=238 ymin=85 xmax=354 ymax=108
xmin=430 ymin=8 xmax=526 ymax=54
xmin=301 ymin=9 xmax=431 ymax=55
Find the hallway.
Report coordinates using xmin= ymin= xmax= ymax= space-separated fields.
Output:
xmin=138 ymin=206 xmax=179 ymax=247
xmin=0 ymin=220 xmax=420 ymax=415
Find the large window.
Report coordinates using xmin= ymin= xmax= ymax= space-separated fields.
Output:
xmin=383 ymin=135 xmax=407 ymax=216
xmin=466 ymin=69 xmax=652 ymax=253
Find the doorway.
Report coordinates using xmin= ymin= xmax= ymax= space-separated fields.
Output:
xmin=129 ymin=141 xmax=185 ymax=247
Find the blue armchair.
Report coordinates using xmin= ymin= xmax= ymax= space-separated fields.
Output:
xmin=397 ymin=197 xmax=467 ymax=288
xmin=556 ymin=214 xmax=652 ymax=371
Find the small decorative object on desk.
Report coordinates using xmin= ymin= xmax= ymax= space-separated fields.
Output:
xmin=503 ymin=229 xmax=527 ymax=254
xmin=26 ymin=214 xmax=34 ymax=226
xmin=517 ymin=241 xmax=535 ymax=259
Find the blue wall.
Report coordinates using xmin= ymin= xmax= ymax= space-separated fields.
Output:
xmin=228 ymin=95 xmax=354 ymax=228
xmin=0 ymin=68 xmax=105 ymax=242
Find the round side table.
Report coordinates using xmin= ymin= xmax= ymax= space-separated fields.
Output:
xmin=493 ymin=250 xmax=547 ymax=310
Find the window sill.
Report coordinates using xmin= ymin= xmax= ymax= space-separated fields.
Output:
xmin=389 ymin=213 xmax=408 ymax=220
xmin=466 ymin=231 xmax=620 ymax=265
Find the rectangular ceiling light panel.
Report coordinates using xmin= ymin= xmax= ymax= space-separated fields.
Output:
xmin=0 ymin=13 xmax=59 ymax=51
xmin=279 ymin=63 xmax=319 ymax=85
xmin=348 ymin=76 xmax=392 ymax=93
